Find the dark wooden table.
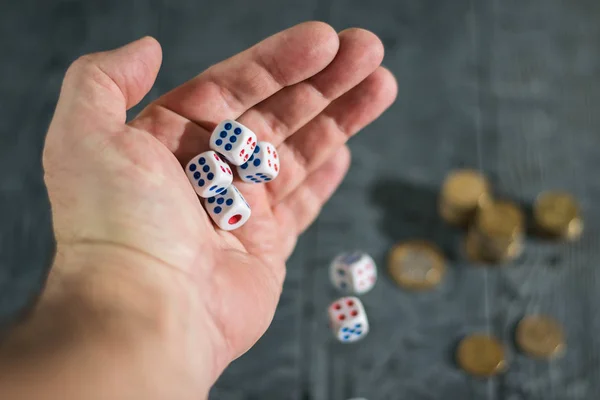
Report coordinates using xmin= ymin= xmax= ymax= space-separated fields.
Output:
xmin=2 ymin=0 xmax=599 ymax=398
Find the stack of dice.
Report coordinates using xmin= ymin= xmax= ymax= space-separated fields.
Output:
xmin=185 ymin=119 xmax=280 ymax=231
xmin=328 ymin=252 xmax=377 ymax=343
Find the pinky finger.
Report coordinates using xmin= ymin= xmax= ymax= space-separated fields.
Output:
xmin=274 ymin=145 xmax=351 ymax=244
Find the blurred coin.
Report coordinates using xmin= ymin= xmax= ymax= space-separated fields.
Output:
xmin=476 ymin=200 xmax=524 ymax=240
xmin=456 ymin=334 xmax=507 ymax=377
xmin=503 ymin=239 xmax=523 ymax=260
xmin=464 ymin=229 xmax=486 ymax=264
xmin=472 ymin=200 xmax=524 ymax=263
xmin=387 ymin=240 xmax=446 ymax=290
xmin=516 ymin=315 xmax=565 ymax=359
xmin=440 ymin=169 xmax=490 ymax=226
xmin=534 ymin=191 xmax=583 ymax=241
xmin=472 ymin=231 xmax=523 ymax=264
xmin=465 ymin=227 xmax=523 ymax=265
xmin=439 ymin=200 xmax=463 ymax=225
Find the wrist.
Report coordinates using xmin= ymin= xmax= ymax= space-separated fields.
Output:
xmin=0 ymin=241 xmax=218 ymax=399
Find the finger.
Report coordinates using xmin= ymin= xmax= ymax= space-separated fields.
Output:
xmin=269 ymin=66 xmax=397 ymax=204
xmin=146 ymin=21 xmax=339 ymax=129
xmin=235 ymin=28 xmax=384 ymax=145
xmin=128 ymin=22 xmax=338 ymax=161
xmin=57 ymin=36 xmax=162 ymax=123
xmin=274 ymin=146 xmax=351 ymax=257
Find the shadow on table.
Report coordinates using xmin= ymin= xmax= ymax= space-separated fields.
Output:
xmin=368 ymin=178 xmax=461 ymax=261
xmin=0 ymin=163 xmax=55 ymax=328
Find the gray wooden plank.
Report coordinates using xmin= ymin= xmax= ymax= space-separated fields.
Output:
xmin=1 ymin=0 xmax=600 ymax=399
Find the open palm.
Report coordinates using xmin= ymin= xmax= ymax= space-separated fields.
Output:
xmin=43 ymin=22 xmax=396 ymax=382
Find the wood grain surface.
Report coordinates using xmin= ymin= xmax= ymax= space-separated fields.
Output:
xmin=1 ymin=0 xmax=599 ymax=399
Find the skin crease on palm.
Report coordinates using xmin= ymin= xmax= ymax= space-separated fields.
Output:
xmin=9 ymin=21 xmax=397 ymax=398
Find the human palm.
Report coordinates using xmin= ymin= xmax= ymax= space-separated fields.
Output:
xmin=42 ymin=22 xmax=396 ymax=385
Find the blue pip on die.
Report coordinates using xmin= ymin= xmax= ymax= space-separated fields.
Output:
xmin=203 ymin=185 xmax=251 ymax=231
xmin=185 ymin=151 xmax=233 ymax=198
xmin=236 ymin=141 xmax=280 ymax=183
xmin=210 ymin=119 xmax=257 ymax=166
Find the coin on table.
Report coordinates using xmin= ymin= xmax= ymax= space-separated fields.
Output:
xmin=482 ymin=232 xmax=523 ymax=263
xmin=534 ymin=191 xmax=583 ymax=241
xmin=504 ymin=239 xmax=524 ymax=260
xmin=387 ymin=240 xmax=446 ymax=290
xmin=466 ymin=201 xmax=524 ymax=264
xmin=465 ymin=229 xmax=523 ymax=264
xmin=456 ymin=333 xmax=507 ymax=377
xmin=464 ymin=229 xmax=486 ymax=263
xmin=516 ymin=315 xmax=565 ymax=359
xmin=476 ymin=200 xmax=524 ymax=241
xmin=439 ymin=169 xmax=491 ymax=226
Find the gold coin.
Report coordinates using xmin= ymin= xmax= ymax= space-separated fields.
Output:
xmin=440 ymin=169 xmax=490 ymax=226
xmin=479 ymin=233 xmax=523 ymax=263
xmin=456 ymin=334 xmax=507 ymax=377
xmin=465 ymin=228 xmax=523 ymax=264
xmin=504 ymin=239 xmax=524 ymax=260
xmin=464 ymin=229 xmax=487 ymax=263
xmin=476 ymin=200 xmax=524 ymax=241
xmin=516 ymin=315 xmax=565 ymax=359
xmin=438 ymin=199 xmax=464 ymax=225
xmin=387 ymin=240 xmax=446 ymax=290
xmin=441 ymin=169 xmax=490 ymax=209
xmin=534 ymin=191 xmax=583 ymax=240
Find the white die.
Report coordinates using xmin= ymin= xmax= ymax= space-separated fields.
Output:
xmin=203 ymin=185 xmax=251 ymax=231
xmin=329 ymin=251 xmax=377 ymax=294
xmin=185 ymin=151 xmax=233 ymax=198
xmin=210 ymin=119 xmax=257 ymax=166
xmin=328 ymin=296 xmax=369 ymax=343
xmin=236 ymin=141 xmax=280 ymax=183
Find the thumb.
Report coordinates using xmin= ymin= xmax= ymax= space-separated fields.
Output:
xmin=56 ymin=36 xmax=162 ymax=123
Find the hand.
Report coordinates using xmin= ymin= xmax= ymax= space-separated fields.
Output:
xmin=40 ymin=22 xmax=396 ymax=396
